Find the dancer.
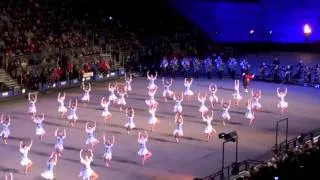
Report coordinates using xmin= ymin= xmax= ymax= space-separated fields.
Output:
xmin=232 ymin=80 xmax=242 ymax=105
xmin=242 ymin=72 xmax=255 ymax=92
xmin=221 ymin=99 xmax=231 ymax=126
xmin=85 ymin=121 xmax=100 ymax=149
xmin=19 ymin=140 xmax=33 ymax=175
xmin=277 ymin=87 xmax=288 ymax=114
xmin=41 ymin=152 xmax=58 ymax=180
xmin=208 ymin=83 xmax=219 ymax=108
xmin=4 ymin=173 xmax=13 ymax=180
xmin=0 ymin=114 xmax=10 ymax=144
xmin=81 ymin=82 xmax=91 ymax=106
xmin=33 ymin=113 xmax=45 ymax=141
xmin=198 ymin=92 xmax=209 ymax=115
xmin=202 ymin=111 xmax=216 ymax=141
xmin=245 ymin=99 xmax=255 ymax=126
xmin=173 ymin=92 xmax=184 ymax=113
xmin=125 ymin=107 xmax=136 ymax=134
xmin=57 ymin=92 xmax=67 ymax=118
xmin=54 ymin=128 xmax=66 ymax=157
xmin=148 ymin=103 xmax=159 ymax=132
xmin=173 ymin=112 xmax=184 ymax=143
xmin=102 ymin=133 xmax=115 ymax=167
xmin=67 ymin=99 xmax=78 ymax=127
xmin=137 ymin=131 xmax=152 ymax=165
xmin=145 ymin=87 xmax=158 ymax=108
xmin=124 ymin=73 xmax=133 ymax=93
xmin=117 ymin=86 xmax=127 ymax=111
xmin=251 ymin=90 xmax=262 ymax=110
xmin=108 ymin=82 xmax=118 ymax=104
xmin=101 ymin=97 xmax=112 ymax=122
xmin=184 ymin=78 xmax=194 ymax=102
xmin=79 ymin=149 xmax=98 ymax=180
xmin=28 ymin=92 xmax=37 ymax=116
xmin=162 ymin=77 xmax=173 ymax=102
xmin=147 ymin=71 xmax=158 ymax=89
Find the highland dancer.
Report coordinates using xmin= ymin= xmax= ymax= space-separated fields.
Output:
xmin=251 ymin=90 xmax=262 ymax=110
xmin=277 ymin=88 xmax=288 ymax=114
xmin=108 ymin=82 xmax=118 ymax=104
xmin=233 ymin=80 xmax=242 ymax=105
xmin=242 ymin=72 xmax=255 ymax=92
xmin=33 ymin=113 xmax=46 ymax=141
xmin=125 ymin=107 xmax=136 ymax=134
xmin=41 ymin=152 xmax=58 ymax=180
xmin=117 ymin=86 xmax=127 ymax=111
xmin=148 ymin=103 xmax=159 ymax=132
xmin=173 ymin=92 xmax=184 ymax=113
xmin=208 ymin=83 xmax=219 ymax=108
xmin=54 ymin=128 xmax=66 ymax=157
xmin=85 ymin=121 xmax=100 ymax=149
xmin=173 ymin=112 xmax=184 ymax=143
xmin=28 ymin=92 xmax=37 ymax=116
xmin=145 ymin=87 xmax=158 ymax=108
xmin=79 ymin=149 xmax=98 ymax=180
xmin=19 ymin=140 xmax=33 ymax=175
xmin=162 ymin=77 xmax=173 ymax=102
xmin=0 ymin=114 xmax=10 ymax=144
xmin=137 ymin=131 xmax=152 ymax=165
xmin=101 ymin=97 xmax=112 ymax=122
xmin=184 ymin=78 xmax=194 ymax=102
xmin=198 ymin=92 xmax=209 ymax=115
xmin=102 ymin=133 xmax=115 ymax=167
xmin=67 ymin=99 xmax=78 ymax=127
xmin=124 ymin=73 xmax=133 ymax=94
xmin=245 ymin=99 xmax=255 ymax=126
xmin=81 ymin=82 xmax=91 ymax=106
xmin=147 ymin=71 xmax=158 ymax=89
xmin=57 ymin=92 xmax=67 ymax=118
xmin=202 ymin=111 xmax=216 ymax=141
xmin=221 ymin=99 xmax=231 ymax=126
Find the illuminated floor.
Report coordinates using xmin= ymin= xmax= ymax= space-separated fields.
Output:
xmin=0 ymin=77 xmax=319 ymax=180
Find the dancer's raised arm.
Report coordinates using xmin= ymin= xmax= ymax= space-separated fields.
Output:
xmin=79 ymin=149 xmax=84 ymax=161
xmin=28 ymin=140 xmax=33 ymax=148
xmin=54 ymin=128 xmax=59 ymax=137
xmin=284 ymin=88 xmax=287 ymax=95
xmin=0 ymin=113 xmax=3 ymax=123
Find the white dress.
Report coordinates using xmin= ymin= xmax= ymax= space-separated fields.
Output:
xmin=173 ymin=121 xmax=183 ymax=136
xmin=199 ymin=99 xmax=208 ymax=113
xmin=184 ymin=83 xmax=194 ymax=96
xmin=20 ymin=147 xmax=31 ymax=166
xmin=148 ymin=108 xmax=158 ymax=125
xmin=138 ymin=138 xmax=150 ymax=156
xmin=58 ymin=98 xmax=67 ymax=113
xmin=101 ymin=101 xmax=111 ymax=117
xmin=162 ymin=85 xmax=173 ymax=97
xmin=103 ymin=144 xmax=114 ymax=160
xmin=67 ymin=107 xmax=79 ymax=121
xmin=124 ymin=116 xmax=136 ymax=129
xmin=54 ymin=135 xmax=65 ymax=151
xmin=125 ymin=80 xmax=132 ymax=91
xmin=204 ymin=118 xmax=214 ymax=134
xmin=86 ymin=127 xmax=99 ymax=145
xmin=0 ymin=123 xmax=10 ymax=138
xmin=28 ymin=101 xmax=37 ymax=114
xmin=148 ymin=79 xmax=157 ymax=89
xmin=245 ymin=106 xmax=255 ymax=120
xmin=81 ymin=90 xmax=90 ymax=101
xmin=145 ymin=96 xmax=157 ymax=106
xmin=34 ymin=118 xmax=45 ymax=136
xmin=209 ymin=92 xmax=218 ymax=103
xmin=233 ymin=90 xmax=242 ymax=101
xmin=41 ymin=160 xmax=56 ymax=180
xmin=222 ymin=107 xmax=231 ymax=120
xmin=108 ymin=88 xmax=118 ymax=102
xmin=277 ymin=95 xmax=288 ymax=109
xmin=252 ymin=97 xmax=262 ymax=109
xmin=117 ymin=94 xmax=126 ymax=105
xmin=79 ymin=158 xmax=94 ymax=180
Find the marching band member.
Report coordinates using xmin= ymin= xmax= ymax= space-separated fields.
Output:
xmin=208 ymin=83 xmax=219 ymax=108
xmin=28 ymin=92 xmax=37 ymax=116
xmin=19 ymin=140 xmax=33 ymax=175
xmin=85 ymin=121 xmax=100 ymax=149
xmin=33 ymin=113 xmax=46 ymax=141
xmin=54 ymin=128 xmax=66 ymax=157
xmin=202 ymin=111 xmax=216 ymax=141
xmin=137 ymin=131 xmax=152 ymax=165
xmin=160 ymin=57 xmax=169 ymax=77
xmin=67 ymin=99 xmax=78 ymax=127
xmin=184 ymin=78 xmax=194 ymax=102
xmin=251 ymin=90 xmax=262 ymax=110
xmin=108 ymin=83 xmax=118 ymax=104
xmin=81 ymin=82 xmax=91 ymax=106
xmin=193 ymin=56 xmax=201 ymax=79
xmin=0 ymin=114 xmax=10 ymax=144
xmin=147 ymin=71 xmax=158 ymax=89
xmin=173 ymin=112 xmax=184 ymax=143
xmin=221 ymin=99 xmax=231 ymax=126
xmin=102 ymin=133 xmax=115 ymax=167
xmin=101 ymin=97 xmax=112 ymax=122
xmin=277 ymin=88 xmax=288 ymax=114
xmin=169 ymin=57 xmax=179 ymax=79
xmin=57 ymin=92 xmax=67 ymax=118
xmin=233 ymin=80 xmax=242 ymax=105
xmin=245 ymin=99 xmax=255 ymax=126
xmin=204 ymin=57 xmax=213 ymax=79
xmin=198 ymin=92 xmax=209 ymax=115
xmin=215 ymin=56 xmax=224 ymax=79
xmin=41 ymin=152 xmax=58 ymax=180
xmin=79 ymin=149 xmax=98 ymax=180
xmin=125 ymin=107 xmax=136 ymax=135
xmin=173 ymin=92 xmax=184 ymax=113
xmin=162 ymin=78 xmax=173 ymax=102
xmin=181 ymin=57 xmax=191 ymax=78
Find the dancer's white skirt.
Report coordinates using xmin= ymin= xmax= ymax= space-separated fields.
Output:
xmin=209 ymin=95 xmax=218 ymax=103
xmin=124 ymin=122 xmax=136 ymax=129
xmin=222 ymin=112 xmax=231 ymax=120
xmin=184 ymin=90 xmax=194 ymax=96
xmin=148 ymin=116 xmax=158 ymax=125
xmin=0 ymin=129 xmax=10 ymax=138
xmin=277 ymin=101 xmax=288 ymax=109
xmin=148 ymin=84 xmax=157 ymax=89
xmin=41 ymin=170 xmax=54 ymax=180
xmin=103 ymin=152 xmax=112 ymax=160
xmin=199 ymin=105 xmax=208 ymax=113
xmin=174 ymin=105 xmax=182 ymax=113
xmin=54 ymin=143 xmax=64 ymax=151
xmin=173 ymin=129 xmax=183 ymax=136
xmin=20 ymin=157 xmax=31 ymax=166
xmin=138 ymin=148 xmax=150 ymax=156
xmin=102 ymin=110 xmax=111 ymax=117
xmin=67 ymin=114 xmax=79 ymax=121
xmin=163 ymin=90 xmax=173 ymax=97
xmin=109 ymin=94 xmax=118 ymax=102
xmin=36 ymin=127 xmax=45 ymax=136
xmin=205 ymin=125 xmax=213 ymax=134
xmin=117 ymin=98 xmax=126 ymax=105
xmin=79 ymin=168 xmax=93 ymax=180
xmin=86 ymin=136 xmax=99 ymax=145
xmin=125 ymin=85 xmax=132 ymax=92
xmin=81 ymin=94 xmax=90 ymax=101
xmin=245 ymin=112 xmax=255 ymax=120
xmin=252 ymin=102 xmax=262 ymax=110
xmin=29 ymin=106 xmax=37 ymax=114
xmin=233 ymin=93 xmax=242 ymax=100
xmin=58 ymin=106 xmax=67 ymax=113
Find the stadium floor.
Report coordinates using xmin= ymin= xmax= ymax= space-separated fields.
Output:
xmin=0 ymin=77 xmax=319 ymax=180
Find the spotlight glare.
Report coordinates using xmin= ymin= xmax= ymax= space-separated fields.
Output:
xmin=304 ymin=24 xmax=311 ymax=35
xmin=249 ymin=30 xmax=254 ymax=34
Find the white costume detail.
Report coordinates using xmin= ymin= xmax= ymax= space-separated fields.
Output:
xmin=103 ymin=144 xmax=114 ymax=160
xmin=198 ymin=97 xmax=208 ymax=113
xmin=138 ymin=137 xmax=150 ymax=156
xmin=222 ymin=106 xmax=231 ymax=120
xmin=28 ymin=100 xmax=37 ymax=114
xmin=54 ymin=135 xmax=65 ymax=152
xmin=81 ymin=89 xmax=91 ymax=102
xmin=79 ymin=157 xmax=94 ymax=180
xmin=245 ymin=105 xmax=255 ymax=120
xmin=184 ymin=80 xmax=194 ymax=96
xmin=67 ymin=107 xmax=78 ymax=121
xmin=34 ymin=118 xmax=45 ymax=136
xmin=148 ymin=108 xmax=158 ymax=125
xmin=58 ymin=98 xmax=67 ymax=113
xmin=101 ymin=100 xmax=111 ymax=117
xmin=117 ymin=93 xmax=126 ymax=106
xmin=163 ymin=81 xmax=173 ymax=97
xmin=173 ymin=121 xmax=183 ymax=136
xmin=277 ymin=93 xmax=288 ymax=109
xmin=0 ymin=122 xmax=10 ymax=138
xmin=252 ymin=96 xmax=262 ymax=110
xmin=125 ymin=116 xmax=136 ymax=129
xmin=173 ymin=97 xmax=183 ymax=113
xmin=108 ymin=87 xmax=118 ymax=102
xmin=20 ymin=147 xmax=31 ymax=166
xmin=85 ymin=127 xmax=99 ymax=145
xmin=41 ymin=160 xmax=56 ymax=180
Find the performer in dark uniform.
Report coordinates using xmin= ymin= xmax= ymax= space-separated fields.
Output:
xmin=242 ymin=72 xmax=255 ymax=92
xmin=160 ymin=57 xmax=169 ymax=77
xmin=192 ymin=57 xmax=201 ymax=79
xmin=169 ymin=57 xmax=179 ymax=79
xmin=215 ymin=56 xmax=224 ymax=79
xmin=181 ymin=57 xmax=190 ymax=78
xmin=204 ymin=57 xmax=213 ymax=79
xmin=228 ymin=57 xmax=238 ymax=79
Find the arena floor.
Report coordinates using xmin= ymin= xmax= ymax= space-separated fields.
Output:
xmin=0 ymin=77 xmax=319 ymax=180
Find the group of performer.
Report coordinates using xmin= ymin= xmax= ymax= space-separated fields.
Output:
xmin=0 ymin=71 xmax=290 ymax=179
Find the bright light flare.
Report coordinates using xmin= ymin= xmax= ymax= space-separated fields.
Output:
xmin=304 ymin=24 xmax=311 ymax=35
